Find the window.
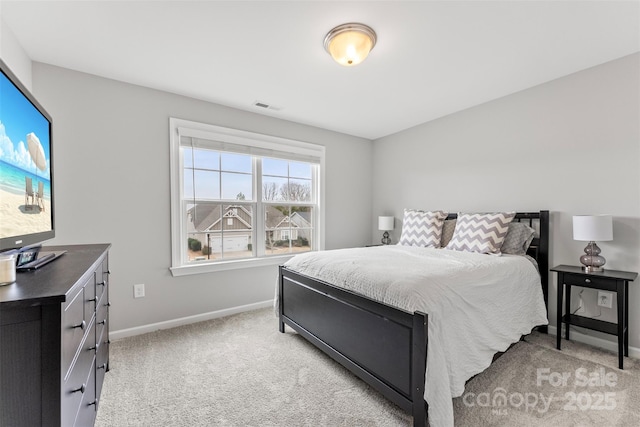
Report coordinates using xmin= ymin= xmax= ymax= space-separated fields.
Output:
xmin=169 ymin=119 xmax=325 ymax=275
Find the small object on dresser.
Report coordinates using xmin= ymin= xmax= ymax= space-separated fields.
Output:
xmin=378 ymin=216 xmax=394 ymax=245
xmin=0 ymin=252 xmax=16 ymax=285
xmin=573 ymin=215 xmax=613 ymax=272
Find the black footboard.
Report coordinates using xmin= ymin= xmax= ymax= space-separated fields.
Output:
xmin=279 ymin=266 xmax=428 ymax=426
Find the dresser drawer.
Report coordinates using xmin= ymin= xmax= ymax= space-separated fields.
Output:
xmin=62 ymin=319 xmax=96 ymax=427
xmin=96 ymin=258 xmax=109 ymax=301
xmin=96 ymin=326 xmax=109 ymax=406
xmin=74 ymin=359 xmax=97 ymax=427
xmin=562 ymin=273 xmax=618 ymax=291
xmin=62 ymin=286 xmax=87 ymax=378
xmin=96 ymin=292 xmax=109 ymax=339
xmin=84 ymin=271 xmax=97 ymax=320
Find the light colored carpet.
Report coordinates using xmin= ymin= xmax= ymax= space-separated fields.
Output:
xmin=95 ymin=308 xmax=640 ymax=426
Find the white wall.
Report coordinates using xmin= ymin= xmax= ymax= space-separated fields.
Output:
xmin=0 ymin=14 xmax=32 ymax=89
xmin=372 ymin=53 xmax=640 ymax=349
xmin=32 ymin=63 xmax=372 ymax=333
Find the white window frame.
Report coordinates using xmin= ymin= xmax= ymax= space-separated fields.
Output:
xmin=169 ymin=118 xmax=325 ymax=276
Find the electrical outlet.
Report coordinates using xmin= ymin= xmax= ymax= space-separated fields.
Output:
xmin=597 ymin=291 xmax=613 ymax=309
xmin=133 ymin=283 xmax=145 ymax=298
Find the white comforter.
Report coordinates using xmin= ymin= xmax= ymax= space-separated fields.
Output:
xmin=281 ymin=245 xmax=548 ymax=427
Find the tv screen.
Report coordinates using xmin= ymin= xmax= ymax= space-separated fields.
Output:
xmin=0 ymin=59 xmax=55 ymax=251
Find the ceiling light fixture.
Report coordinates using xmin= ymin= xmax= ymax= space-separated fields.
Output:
xmin=323 ymin=23 xmax=377 ymax=67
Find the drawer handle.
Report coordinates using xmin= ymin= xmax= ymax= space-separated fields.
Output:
xmin=88 ymin=400 xmax=97 ymax=406
xmin=88 ymin=297 xmax=98 ymax=303
xmin=72 ymin=320 xmax=86 ymax=330
xmin=98 ymin=281 xmax=106 ymax=287
xmin=105 ymin=339 xmax=111 ymax=345
xmin=106 ymin=302 xmax=111 ymax=307
xmin=72 ymin=384 xmax=86 ymax=394
xmin=98 ymin=319 xmax=107 ymax=325
xmin=585 ymin=279 xmax=591 ymax=283
xmin=98 ymin=363 xmax=107 ymax=370
xmin=88 ymin=345 xmax=97 ymax=351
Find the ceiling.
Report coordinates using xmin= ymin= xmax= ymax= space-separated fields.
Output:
xmin=2 ymin=1 xmax=639 ymax=140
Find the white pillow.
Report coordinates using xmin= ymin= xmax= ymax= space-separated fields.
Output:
xmin=399 ymin=209 xmax=448 ymax=248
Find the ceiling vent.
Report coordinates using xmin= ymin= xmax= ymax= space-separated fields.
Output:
xmin=253 ymin=101 xmax=281 ymax=111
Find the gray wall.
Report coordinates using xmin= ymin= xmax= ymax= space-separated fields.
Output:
xmin=32 ymin=63 xmax=372 ymax=332
xmin=372 ymin=53 xmax=640 ymax=348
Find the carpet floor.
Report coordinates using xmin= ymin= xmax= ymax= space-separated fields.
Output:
xmin=95 ymin=308 xmax=639 ymax=426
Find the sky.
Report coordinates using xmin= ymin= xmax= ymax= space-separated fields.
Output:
xmin=0 ymin=69 xmax=51 ymax=176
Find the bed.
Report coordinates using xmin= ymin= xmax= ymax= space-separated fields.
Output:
xmin=277 ymin=211 xmax=549 ymax=427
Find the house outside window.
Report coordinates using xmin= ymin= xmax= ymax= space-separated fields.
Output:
xmin=169 ymin=118 xmax=325 ymax=276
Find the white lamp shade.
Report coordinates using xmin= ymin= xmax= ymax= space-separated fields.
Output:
xmin=378 ymin=216 xmax=394 ymax=231
xmin=573 ymin=215 xmax=613 ymax=242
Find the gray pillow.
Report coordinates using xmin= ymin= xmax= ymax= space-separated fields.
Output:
xmin=501 ymin=222 xmax=535 ymax=256
xmin=440 ymin=219 xmax=457 ymax=247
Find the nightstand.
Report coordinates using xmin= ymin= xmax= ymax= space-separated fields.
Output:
xmin=552 ymin=265 xmax=637 ymax=369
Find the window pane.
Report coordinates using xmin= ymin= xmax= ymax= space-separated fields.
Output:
xmin=186 ymin=203 xmax=221 ymax=233
xmin=222 ymin=205 xmax=252 ymax=232
xmin=262 ymin=177 xmax=288 ymax=201
xmin=264 ymin=205 xmax=312 ymax=255
xmin=186 ymin=204 xmax=253 ymax=262
xmin=288 ymin=179 xmax=312 ymax=202
xmin=183 ymin=147 xmax=193 ymax=168
xmin=192 ymin=148 xmax=219 ymax=170
xmin=263 ymin=157 xmax=288 ymax=176
xmin=293 ymin=229 xmax=312 ymax=253
xmin=193 ymin=170 xmax=220 ymax=200
xmin=291 ymin=206 xmax=312 ymax=227
xmin=221 ymin=153 xmax=251 ymax=173
xmin=183 ymin=170 xmax=194 ymax=199
xmin=217 ymin=204 xmax=253 ymax=259
xmin=289 ymin=162 xmax=312 ymax=179
xmin=187 ymin=232 xmax=211 ymax=262
xmin=221 ymin=172 xmax=252 ymax=200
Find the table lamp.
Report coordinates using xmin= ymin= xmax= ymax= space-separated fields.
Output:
xmin=378 ymin=216 xmax=394 ymax=245
xmin=572 ymin=214 xmax=613 ymax=272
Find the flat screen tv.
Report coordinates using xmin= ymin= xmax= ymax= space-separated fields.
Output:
xmin=0 ymin=58 xmax=55 ymax=252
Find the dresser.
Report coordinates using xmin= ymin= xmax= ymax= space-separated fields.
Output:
xmin=0 ymin=244 xmax=111 ymax=427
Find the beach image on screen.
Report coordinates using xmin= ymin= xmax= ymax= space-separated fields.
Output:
xmin=0 ymin=70 xmax=52 ymax=241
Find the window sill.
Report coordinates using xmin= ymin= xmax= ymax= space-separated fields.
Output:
xmin=169 ymin=254 xmax=296 ymax=276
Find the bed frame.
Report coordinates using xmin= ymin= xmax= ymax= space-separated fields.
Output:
xmin=278 ymin=211 xmax=549 ymax=427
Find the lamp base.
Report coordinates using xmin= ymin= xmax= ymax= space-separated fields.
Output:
xmin=381 ymin=231 xmax=391 ymax=245
xmin=579 ymin=241 xmax=606 ymax=273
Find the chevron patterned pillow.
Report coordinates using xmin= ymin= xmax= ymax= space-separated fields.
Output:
xmin=399 ymin=209 xmax=448 ymax=247
xmin=445 ymin=212 xmax=516 ymax=255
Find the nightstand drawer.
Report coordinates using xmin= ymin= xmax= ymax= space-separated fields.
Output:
xmin=561 ymin=273 xmax=617 ymax=291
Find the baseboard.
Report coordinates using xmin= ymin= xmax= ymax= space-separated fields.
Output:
xmin=110 ymin=299 xmax=274 ymax=340
xmin=547 ymin=325 xmax=640 ymax=359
